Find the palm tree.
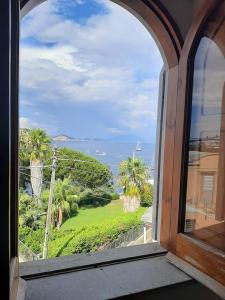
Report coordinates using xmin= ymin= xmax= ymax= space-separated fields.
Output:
xmin=52 ymin=178 xmax=79 ymax=228
xmin=118 ymin=157 xmax=149 ymax=212
xmin=25 ymin=129 xmax=51 ymax=201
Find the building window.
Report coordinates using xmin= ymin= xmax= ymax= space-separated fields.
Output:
xmin=202 ymin=174 xmax=214 ymax=192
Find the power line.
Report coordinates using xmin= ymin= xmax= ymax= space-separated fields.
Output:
xmin=20 ymin=165 xmax=117 ymax=179
xmin=20 ymin=165 xmax=153 ymax=185
xmin=20 ymin=172 xmax=119 ymax=202
xmin=20 ymin=165 xmax=52 ymax=169
xmin=58 ymin=156 xmax=153 ymax=169
xmin=58 ymin=158 xmax=153 ymax=173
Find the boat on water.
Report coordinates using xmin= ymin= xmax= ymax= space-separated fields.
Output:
xmin=95 ymin=149 xmax=106 ymax=156
xmin=136 ymin=141 xmax=142 ymax=151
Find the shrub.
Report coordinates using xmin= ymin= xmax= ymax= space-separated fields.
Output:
xmin=48 ymin=212 xmax=143 ymax=257
xmin=110 ymin=192 xmax=120 ymax=200
xmin=19 ymin=207 xmax=145 ymax=258
xmin=19 ymin=193 xmax=46 ymax=229
xmin=79 ymin=189 xmax=111 ymax=207
xmin=140 ymin=184 xmax=153 ymax=207
xmin=19 ymin=226 xmax=44 ymax=254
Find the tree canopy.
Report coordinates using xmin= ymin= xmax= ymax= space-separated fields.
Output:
xmin=118 ymin=157 xmax=149 ymax=196
xmin=118 ymin=157 xmax=153 ymax=207
xmin=44 ymin=147 xmax=113 ymax=189
xmin=20 ymin=128 xmax=51 ymax=161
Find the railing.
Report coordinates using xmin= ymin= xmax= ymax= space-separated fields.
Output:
xmin=102 ymin=224 xmax=144 ymax=250
xmin=19 ymin=240 xmax=40 ymax=262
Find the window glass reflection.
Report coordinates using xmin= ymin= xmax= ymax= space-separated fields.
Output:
xmin=185 ymin=23 xmax=225 ymax=252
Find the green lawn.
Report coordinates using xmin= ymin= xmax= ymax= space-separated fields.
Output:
xmin=61 ymin=199 xmax=146 ymax=230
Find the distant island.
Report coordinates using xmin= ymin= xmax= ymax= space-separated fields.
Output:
xmin=52 ymin=134 xmax=103 ymax=142
xmin=52 ymin=134 xmax=152 ymax=143
xmin=52 ymin=134 xmax=75 ymax=142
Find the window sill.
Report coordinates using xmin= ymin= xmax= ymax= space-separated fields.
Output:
xmin=19 ymin=243 xmax=221 ymax=300
xmin=20 ymin=242 xmax=165 ymax=278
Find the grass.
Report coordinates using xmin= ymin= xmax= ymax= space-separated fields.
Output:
xmin=61 ymin=199 xmax=146 ymax=231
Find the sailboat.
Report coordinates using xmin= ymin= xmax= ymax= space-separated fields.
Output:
xmin=136 ymin=141 xmax=142 ymax=151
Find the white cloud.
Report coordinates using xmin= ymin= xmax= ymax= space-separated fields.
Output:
xmin=20 ymin=117 xmax=31 ymax=128
xmin=20 ymin=116 xmax=59 ymax=134
xmin=106 ymin=127 xmax=124 ymax=135
xmin=20 ymin=0 xmax=163 ymax=133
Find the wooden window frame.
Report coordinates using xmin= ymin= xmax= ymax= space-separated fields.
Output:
xmin=160 ymin=0 xmax=225 ymax=287
xmin=4 ymin=0 xmax=183 ymax=298
xmin=4 ymin=0 xmax=225 ymax=298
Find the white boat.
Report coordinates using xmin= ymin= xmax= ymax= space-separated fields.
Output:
xmin=97 ymin=152 xmax=106 ymax=156
xmin=136 ymin=141 xmax=142 ymax=151
xmin=95 ymin=150 xmax=106 ymax=156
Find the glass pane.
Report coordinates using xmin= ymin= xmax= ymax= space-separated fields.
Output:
xmin=185 ymin=21 xmax=225 ymax=252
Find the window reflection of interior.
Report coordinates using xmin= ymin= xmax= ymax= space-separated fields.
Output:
xmin=185 ymin=19 xmax=225 ymax=252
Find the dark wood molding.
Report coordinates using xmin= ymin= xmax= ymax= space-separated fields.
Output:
xmin=0 ymin=0 xmax=12 ymax=298
xmin=11 ymin=0 xmax=20 ymax=262
xmin=11 ymin=1 xmax=20 ymax=299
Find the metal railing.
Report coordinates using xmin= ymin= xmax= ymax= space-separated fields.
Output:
xmin=102 ymin=224 xmax=144 ymax=250
xmin=19 ymin=240 xmax=40 ymax=262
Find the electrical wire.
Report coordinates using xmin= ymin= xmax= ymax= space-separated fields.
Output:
xmin=20 ymin=172 xmax=119 ymax=202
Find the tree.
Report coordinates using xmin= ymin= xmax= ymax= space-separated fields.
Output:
xmin=21 ymin=128 xmax=51 ymax=201
xmin=118 ymin=157 xmax=150 ymax=212
xmin=48 ymin=178 xmax=79 ymax=228
xmin=19 ymin=192 xmax=46 ymax=229
xmin=44 ymin=147 xmax=113 ymax=189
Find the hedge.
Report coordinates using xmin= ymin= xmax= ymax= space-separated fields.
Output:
xmin=48 ymin=213 xmax=142 ymax=257
xmin=19 ymin=211 xmax=143 ymax=258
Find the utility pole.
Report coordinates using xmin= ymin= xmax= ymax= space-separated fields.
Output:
xmin=43 ymin=146 xmax=57 ymax=259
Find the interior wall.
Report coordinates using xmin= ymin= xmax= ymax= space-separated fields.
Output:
xmin=159 ymin=0 xmax=204 ymax=40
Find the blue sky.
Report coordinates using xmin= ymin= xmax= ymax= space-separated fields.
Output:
xmin=20 ymin=0 xmax=163 ymax=142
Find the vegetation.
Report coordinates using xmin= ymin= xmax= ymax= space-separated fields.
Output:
xmin=50 ymin=213 xmax=143 ymax=257
xmin=61 ymin=199 xmax=134 ymax=230
xmin=19 ymin=192 xmax=46 ymax=229
xmin=44 ymin=147 xmax=113 ymax=189
xmin=140 ymin=182 xmax=153 ymax=207
xmin=19 ymin=127 xmax=153 ymax=259
xmin=118 ymin=157 xmax=152 ymax=211
xmin=48 ymin=177 xmax=79 ymax=228
xmin=20 ymin=128 xmax=51 ymax=200
xmin=19 ymin=200 xmax=145 ymax=257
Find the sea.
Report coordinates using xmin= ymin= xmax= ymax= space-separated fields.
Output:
xmin=55 ymin=140 xmax=156 ymax=181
